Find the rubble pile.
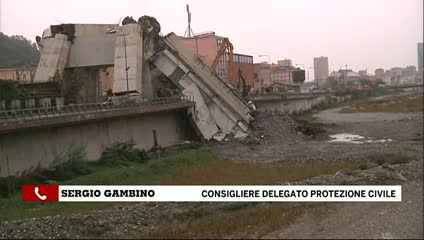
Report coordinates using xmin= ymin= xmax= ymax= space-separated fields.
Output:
xmin=251 ymin=110 xmax=303 ymax=143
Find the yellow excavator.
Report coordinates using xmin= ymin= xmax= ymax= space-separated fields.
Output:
xmin=211 ymin=37 xmax=249 ymax=97
xmin=211 ymin=38 xmax=235 ymax=85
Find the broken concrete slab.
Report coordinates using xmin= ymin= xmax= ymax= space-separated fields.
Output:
xmin=34 ymin=33 xmax=71 ymax=82
xmin=113 ymin=24 xmax=143 ymax=94
xmin=183 ymin=82 xmax=219 ymax=139
xmin=151 ymin=33 xmax=253 ymax=140
xmin=390 ymin=171 xmax=408 ymax=181
xmin=213 ymin=132 xmax=226 ymax=142
xmin=234 ymin=130 xmax=248 ymax=140
xmin=163 ymin=33 xmax=252 ymax=123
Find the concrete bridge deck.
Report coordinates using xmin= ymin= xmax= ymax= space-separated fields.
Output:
xmin=248 ymin=92 xmax=333 ymax=102
xmin=0 ymin=97 xmax=194 ymax=134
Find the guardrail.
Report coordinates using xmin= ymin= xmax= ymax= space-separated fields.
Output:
xmin=0 ymin=96 xmax=194 ymax=122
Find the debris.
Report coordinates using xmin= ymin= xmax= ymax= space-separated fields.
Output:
xmin=213 ymin=132 xmax=226 ymax=142
xmin=333 ymin=168 xmax=353 ymax=180
xmin=234 ymin=130 xmax=248 ymax=140
xmin=336 ymin=168 xmax=353 ymax=176
xmin=382 ymin=163 xmax=396 ymax=171
xmin=247 ymin=101 xmax=256 ymax=111
xmin=390 ymin=172 xmax=408 ymax=181
xmin=240 ymin=135 xmax=260 ymax=145
xmin=122 ymin=16 xmax=137 ymax=25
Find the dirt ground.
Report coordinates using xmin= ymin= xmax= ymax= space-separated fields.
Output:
xmin=212 ymin=105 xmax=423 ymax=167
xmin=1 ymin=94 xmax=423 ymax=239
xmin=265 ymin=179 xmax=423 ymax=239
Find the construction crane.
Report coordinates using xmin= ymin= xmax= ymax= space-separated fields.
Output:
xmin=211 ymin=38 xmax=235 ymax=84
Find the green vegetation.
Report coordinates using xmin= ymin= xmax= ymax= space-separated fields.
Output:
xmin=0 ymin=146 xmax=214 ymax=221
xmin=334 ymin=86 xmax=402 ymax=98
xmin=163 ymin=160 xmax=360 ymax=185
xmin=369 ymin=152 xmax=412 ymax=166
xmin=0 ymin=33 xmax=39 ymax=68
xmin=98 ymin=140 xmax=149 ymax=166
xmin=294 ymin=120 xmax=326 ymax=137
xmin=0 ymin=80 xmax=20 ymax=100
xmin=1 ymin=133 xmax=409 ymax=223
xmin=0 ymin=79 xmax=34 ymax=101
xmin=139 ymin=203 xmax=324 ymax=239
xmin=52 ymin=69 xmax=86 ymax=104
xmin=340 ymin=95 xmax=423 ymax=113
xmin=0 ymin=142 xmax=150 ymax=198
xmin=294 ymin=87 xmax=405 ymax=121
xmin=0 ymin=146 xmax=90 ymax=198
xmin=0 ymin=142 xmax=363 ymax=222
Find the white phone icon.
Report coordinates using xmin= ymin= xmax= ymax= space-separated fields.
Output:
xmin=34 ymin=187 xmax=47 ymax=201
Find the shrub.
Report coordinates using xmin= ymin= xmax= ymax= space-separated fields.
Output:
xmin=98 ymin=140 xmax=148 ymax=166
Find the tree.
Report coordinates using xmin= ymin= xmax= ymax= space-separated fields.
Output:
xmin=0 ymin=33 xmax=40 ymax=68
xmin=0 ymin=80 xmax=20 ymax=100
xmin=53 ymin=69 xmax=86 ymax=105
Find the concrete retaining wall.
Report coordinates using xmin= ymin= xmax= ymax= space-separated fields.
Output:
xmin=254 ymin=96 xmax=329 ymax=114
xmin=0 ymin=110 xmax=193 ymax=177
xmin=254 ymin=95 xmax=352 ymax=114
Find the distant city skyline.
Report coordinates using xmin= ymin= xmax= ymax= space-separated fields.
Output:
xmin=314 ymin=56 xmax=329 ymax=86
xmin=0 ymin=0 xmax=422 ymax=77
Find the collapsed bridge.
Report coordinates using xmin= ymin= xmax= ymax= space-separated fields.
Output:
xmin=0 ymin=16 xmax=254 ymax=176
xmin=30 ymin=16 xmax=253 ymax=140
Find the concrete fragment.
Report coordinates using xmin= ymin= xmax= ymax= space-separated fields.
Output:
xmin=390 ymin=172 xmax=408 ymax=181
xmin=183 ymin=83 xmax=219 ymax=139
xmin=34 ymin=34 xmax=71 ymax=82
xmin=333 ymin=168 xmax=353 ymax=180
xmin=113 ymin=24 xmax=143 ymax=94
xmin=213 ymin=132 xmax=226 ymax=142
xmin=234 ymin=130 xmax=248 ymax=140
xmin=337 ymin=168 xmax=353 ymax=175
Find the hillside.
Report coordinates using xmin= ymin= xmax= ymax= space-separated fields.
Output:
xmin=0 ymin=33 xmax=40 ymax=68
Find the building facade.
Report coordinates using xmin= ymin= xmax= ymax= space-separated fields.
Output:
xmin=313 ymin=56 xmax=329 ymax=88
xmin=375 ymin=68 xmax=385 ymax=80
xmin=231 ymin=53 xmax=254 ymax=91
xmin=271 ymin=65 xmax=292 ymax=83
xmin=180 ymin=32 xmax=254 ymax=91
xmin=277 ymin=59 xmax=292 ymax=67
xmin=253 ymin=63 xmax=271 ymax=93
xmin=0 ymin=66 xmax=36 ymax=82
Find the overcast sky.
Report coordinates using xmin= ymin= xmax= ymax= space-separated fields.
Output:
xmin=1 ymin=0 xmax=423 ymax=75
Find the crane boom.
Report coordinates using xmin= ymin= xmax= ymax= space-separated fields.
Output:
xmin=212 ymin=38 xmax=235 ymax=83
